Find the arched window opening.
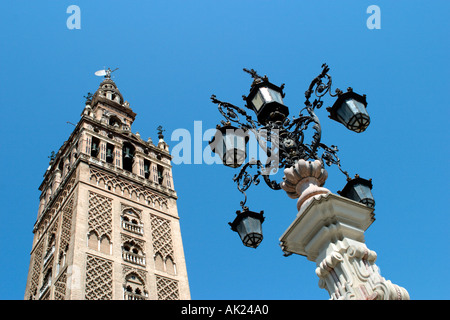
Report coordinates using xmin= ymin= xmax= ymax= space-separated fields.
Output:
xmin=100 ymin=235 xmax=111 ymax=255
xmin=154 ymin=253 xmax=164 ymax=272
xmin=123 ymin=273 xmax=147 ymax=300
xmin=88 ymin=231 xmax=99 ymax=250
xmin=121 ymin=209 xmax=143 ymax=235
xmin=109 ymin=115 xmax=121 ymax=128
xmin=106 ymin=143 xmax=115 ymax=164
xmin=157 ymin=165 xmax=164 ymax=185
xmin=166 ymin=257 xmax=176 ymax=275
xmin=91 ymin=137 xmax=100 ymax=158
xmin=144 ymin=159 xmax=151 ymax=179
xmin=122 ymin=142 xmax=135 ymax=172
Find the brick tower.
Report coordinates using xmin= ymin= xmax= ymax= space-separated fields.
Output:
xmin=24 ymin=70 xmax=190 ymax=300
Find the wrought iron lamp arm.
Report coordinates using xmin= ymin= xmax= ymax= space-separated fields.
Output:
xmin=319 ymin=143 xmax=350 ymax=179
xmin=210 ymin=95 xmax=259 ymax=130
xmin=233 ymin=159 xmax=282 ymax=209
xmin=304 ymin=63 xmax=342 ymax=111
xmin=212 ymin=64 xmax=354 ymax=209
xmin=209 ymin=64 xmax=374 ymax=249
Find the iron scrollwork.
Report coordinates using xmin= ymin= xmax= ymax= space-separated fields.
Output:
xmin=211 ymin=63 xmax=350 ymax=209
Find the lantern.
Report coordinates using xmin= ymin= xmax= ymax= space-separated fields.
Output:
xmin=327 ymin=88 xmax=370 ymax=133
xmin=338 ymin=175 xmax=375 ymax=208
xmin=209 ymin=124 xmax=249 ymax=168
xmin=245 ymin=79 xmax=289 ymax=124
xmin=229 ymin=208 xmax=265 ymax=248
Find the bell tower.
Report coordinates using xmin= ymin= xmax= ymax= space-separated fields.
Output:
xmin=24 ymin=70 xmax=190 ymax=300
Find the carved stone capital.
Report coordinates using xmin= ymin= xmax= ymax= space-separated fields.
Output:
xmin=280 ymin=159 xmax=330 ymax=210
xmin=315 ymin=241 xmax=409 ymax=300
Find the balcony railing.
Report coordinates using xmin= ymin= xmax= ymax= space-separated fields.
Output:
xmin=124 ymin=290 xmax=147 ymax=300
xmin=122 ymin=220 xmax=144 ymax=235
xmin=122 ymin=250 xmax=146 ymax=266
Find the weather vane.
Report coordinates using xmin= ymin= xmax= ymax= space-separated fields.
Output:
xmin=95 ymin=67 xmax=119 ymax=79
xmin=157 ymin=125 xmax=165 ymax=139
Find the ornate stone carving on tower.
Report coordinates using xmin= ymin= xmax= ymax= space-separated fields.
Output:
xmin=279 ymin=160 xmax=409 ymax=300
xmin=24 ymin=70 xmax=190 ymax=300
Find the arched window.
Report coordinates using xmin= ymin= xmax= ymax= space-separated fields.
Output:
xmin=87 ymin=231 xmax=99 ymax=250
xmin=122 ymin=142 xmax=135 ymax=172
xmin=123 ymin=272 xmax=147 ymax=300
xmin=106 ymin=143 xmax=115 ymax=164
xmin=154 ymin=253 xmax=164 ymax=272
xmin=91 ymin=137 xmax=100 ymax=158
xmin=109 ymin=115 xmax=122 ymax=128
xmin=166 ymin=256 xmax=176 ymax=275
xmin=100 ymin=235 xmax=111 ymax=254
xmin=144 ymin=159 xmax=151 ymax=179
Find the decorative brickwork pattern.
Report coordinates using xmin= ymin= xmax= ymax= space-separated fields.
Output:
xmin=28 ymin=241 xmax=44 ymax=299
xmin=35 ymin=174 xmax=76 ymax=240
xmin=156 ymin=275 xmax=179 ymax=300
xmin=85 ymin=255 xmax=113 ymax=300
xmin=59 ymin=195 xmax=74 ymax=256
xmin=151 ymin=215 xmax=174 ymax=260
xmin=53 ymin=271 xmax=67 ymax=300
xmin=89 ymin=167 xmax=168 ymax=210
xmin=88 ymin=191 xmax=112 ymax=239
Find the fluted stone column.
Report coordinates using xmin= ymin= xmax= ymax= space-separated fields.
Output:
xmin=279 ymin=159 xmax=409 ymax=300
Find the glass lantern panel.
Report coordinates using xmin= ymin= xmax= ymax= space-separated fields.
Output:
xmin=353 ymin=184 xmax=375 ymax=208
xmin=222 ymin=129 xmax=247 ymax=167
xmin=346 ymin=99 xmax=368 ymax=116
xmin=335 ymin=101 xmax=353 ymax=124
xmin=259 ymin=87 xmax=273 ymax=103
xmin=223 ymin=149 xmax=246 ymax=168
xmin=237 ymin=216 xmax=263 ymax=247
xmin=223 ymin=130 xmax=246 ymax=150
xmin=340 ymin=99 xmax=370 ymax=132
xmin=268 ymin=88 xmax=283 ymax=104
xmin=251 ymin=91 xmax=264 ymax=111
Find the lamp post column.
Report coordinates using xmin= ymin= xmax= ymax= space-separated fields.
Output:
xmin=279 ymin=159 xmax=409 ymax=300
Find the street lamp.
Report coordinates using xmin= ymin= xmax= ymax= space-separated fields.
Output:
xmin=229 ymin=208 xmax=265 ymax=249
xmin=244 ymin=68 xmax=289 ymax=124
xmin=338 ymin=175 xmax=375 ymax=208
xmin=209 ymin=122 xmax=249 ymax=168
xmin=209 ymin=64 xmax=411 ymax=301
xmin=327 ymin=88 xmax=370 ymax=133
xmin=209 ymin=63 xmax=372 ymax=247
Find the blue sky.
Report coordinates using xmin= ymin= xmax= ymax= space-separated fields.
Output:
xmin=0 ymin=1 xmax=448 ymax=300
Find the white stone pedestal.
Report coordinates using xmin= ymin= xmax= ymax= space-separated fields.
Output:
xmin=279 ymin=160 xmax=409 ymax=300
